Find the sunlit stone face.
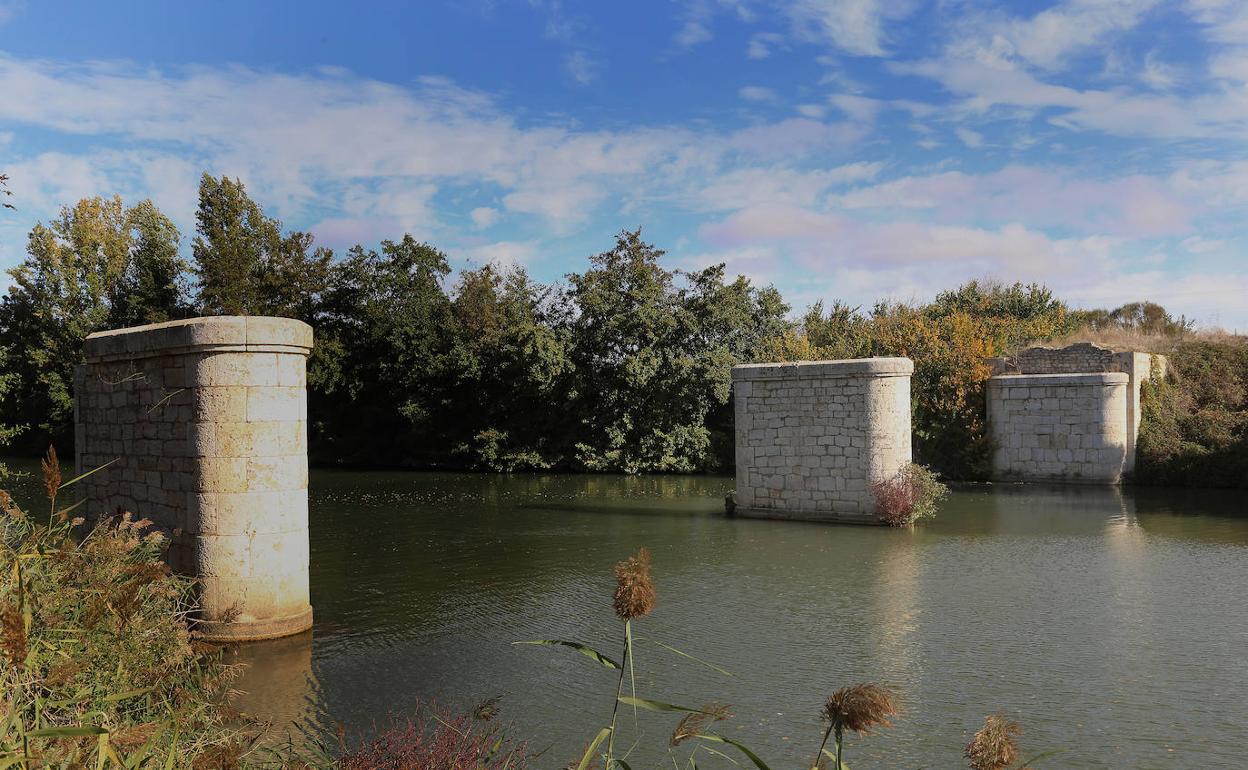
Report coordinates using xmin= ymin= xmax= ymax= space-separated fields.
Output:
xmin=731 ymin=358 xmax=913 ymax=524
xmin=75 ymin=316 xmax=313 ymax=641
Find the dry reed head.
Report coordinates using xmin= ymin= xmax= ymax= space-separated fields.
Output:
xmin=0 ymin=599 xmax=27 ymax=667
xmin=964 ymin=714 xmax=1021 ymax=770
xmin=41 ymin=444 xmax=61 ymax=503
xmin=613 ymin=547 xmax=656 ymax=621
xmin=821 ymin=684 xmax=900 ymax=735
xmin=670 ymin=703 xmax=733 ymax=746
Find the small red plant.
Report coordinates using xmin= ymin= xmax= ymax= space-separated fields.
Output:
xmin=872 ymin=463 xmax=949 ymax=527
xmin=338 ymin=701 xmax=527 ymax=770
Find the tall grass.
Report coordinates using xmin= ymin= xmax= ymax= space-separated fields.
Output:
xmin=0 ymin=447 xmax=250 ymax=768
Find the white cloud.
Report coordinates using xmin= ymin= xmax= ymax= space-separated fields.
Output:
xmin=993 ymin=0 xmax=1158 ymax=70
xmin=564 ymin=51 xmax=598 ymax=85
xmin=459 ymin=239 xmax=539 ymax=270
xmin=1180 ymin=235 xmax=1225 ymax=253
xmin=739 ymin=85 xmax=777 ymax=102
xmin=828 ymin=93 xmax=879 ymax=122
xmin=955 ymin=127 xmax=984 ymax=147
xmin=470 ymin=206 xmax=500 ymax=229
xmin=747 ymin=32 xmax=784 ymax=59
xmin=783 ymin=0 xmax=916 ymax=57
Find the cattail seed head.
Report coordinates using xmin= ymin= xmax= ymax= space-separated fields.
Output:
xmin=821 ymin=684 xmax=900 ymax=735
xmin=965 ymin=714 xmax=1021 ymax=770
xmin=613 ymin=547 xmax=656 ymax=621
xmin=41 ymin=444 xmax=61 ymax=504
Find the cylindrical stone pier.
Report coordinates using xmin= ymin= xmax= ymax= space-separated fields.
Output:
xmin=732 ymin=358 xmax=913 ymax=524
xmin=75 ymin=316 xmax=313 ymax=641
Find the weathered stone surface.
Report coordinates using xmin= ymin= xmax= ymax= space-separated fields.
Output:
xmin=987 ymin=373 xmax=1129 ymax=483
xmin=984 ymin=345 xmax=1166 ymax=481
xmin=732 ymin=358 xmax=913 ymax=524
xmin=75 ymin=316 xmax=313 ymax=641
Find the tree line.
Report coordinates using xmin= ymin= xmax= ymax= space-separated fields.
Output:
xmin=0 ymin=173 xmax=1210 ymax=478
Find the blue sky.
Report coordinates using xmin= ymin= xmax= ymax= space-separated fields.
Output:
xmin=1 ymin=0 xmax=1246 ymax=327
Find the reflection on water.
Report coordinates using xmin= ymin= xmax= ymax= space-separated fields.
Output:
xmin=6 ymin=461 xmax=1245 ymax=768
xmin=227 ymin=472 xmax=1248 ymax=769
xmin=226 ymin=632 xmax=318 ymax=738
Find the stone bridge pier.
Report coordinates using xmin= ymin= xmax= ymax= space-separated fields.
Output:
xmin=731 ymin=358 xmax=913 ymax=524
xmin=986 ymin=343 xmax=1166 ymax=484
xmin=75 ymin=316 xmax=313 ymax=641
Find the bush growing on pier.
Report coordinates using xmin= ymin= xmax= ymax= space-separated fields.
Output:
xmin=872 ymin=463 xmax=949 ymax=526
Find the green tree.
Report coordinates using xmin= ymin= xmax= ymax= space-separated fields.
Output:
xmin=0 ymin=173 xmax=13 ymax=211
xmin=444 ymin=264 xmax=574 ymax=470
xmin=0 ymin=196 xmax=183 ymax=448
xmin=566 ymin=229 xmax=787 ymax=473
xmin=311 ymin=235 xmax=456 ymax=465
xmin=192 ymin=173 xmax=333 ymax=321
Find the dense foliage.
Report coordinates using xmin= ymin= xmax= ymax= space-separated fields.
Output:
xmin=0 ymin=460 xmax=241 ymax=766
xmin=0 ymin=174 xmax=1240 ymax=482
xmin=1134 ymin=336 xmax=1248 ymax=488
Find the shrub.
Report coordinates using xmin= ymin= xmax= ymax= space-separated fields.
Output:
xmin=872 ymin=463 xmax=949 ymax=526
xmin=1135 ymin=338 xmax=1248 ymax=488
xmin=337 ymin=701 xmax=527 ymax=770
xmin=0 ymin=451 xmax=243 ymax=767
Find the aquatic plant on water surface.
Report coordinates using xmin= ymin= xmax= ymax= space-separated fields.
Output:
xmin=517 ymin=547 xmax=1050 ymax=770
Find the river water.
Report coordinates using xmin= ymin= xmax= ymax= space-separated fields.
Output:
xmin=220 ymin=471 xmax=1246 ymax=770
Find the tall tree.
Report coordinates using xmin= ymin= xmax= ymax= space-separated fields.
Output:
xmin=566 ymin=229 xmax=787 ymax=473
xmin=444 ymin=264 xmax=574 ymax=470
xmin=192 ymin=173 xmax=333 ymax=321
xmin=311 ymin=235 xmax=456 ymax=465
xmin=0 ymin=196 xmax=183 ymax=448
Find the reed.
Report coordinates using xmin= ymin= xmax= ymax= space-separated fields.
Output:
xmin=0 ymin=450 xmax=251 ymax=768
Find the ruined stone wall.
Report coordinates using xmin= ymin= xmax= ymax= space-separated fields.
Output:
xmin=75 ymin=316 xmax=312 ymax=641
xmin=987 ymin=373 xmax=1130 ymax=483
xmin=732 ymin=358 xmax=912 ymax=524
xmin=985 ymin=343 xmax=1165 ymax=479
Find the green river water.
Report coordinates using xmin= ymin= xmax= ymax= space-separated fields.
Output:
xmin=233 ymin=472 xmax=1245 ymax=770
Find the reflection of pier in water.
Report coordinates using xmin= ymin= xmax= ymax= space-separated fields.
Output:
xmin=226 ymin=631 xmax=320 ymax=738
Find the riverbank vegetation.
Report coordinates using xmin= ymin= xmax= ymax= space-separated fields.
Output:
xmin=0 ymin=452 xmax=246 ymax=767
xmin=1 ymin=176 xmax=1242 ymax=485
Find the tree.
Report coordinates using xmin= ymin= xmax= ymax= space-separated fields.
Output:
xmin=565 ymin=229 xmax=788 ymax=473
xmin=0 ymin=196 xmax=184 ymax=448
xmin=192 ymin=174 xmax=279 ymax=315
xmin=0 ymin=173 xmax=13 ymax=210
xmin=444 ymin=264 xmax=574 ymax=470
xmin=310 ymin=235 xmax=456 ymax=465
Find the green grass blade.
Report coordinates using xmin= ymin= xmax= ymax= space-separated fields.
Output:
xmin=822 ymin=747 xmax=852 ymax=770
xmin=101 ymin=687 xmax=154 ymax=703
xmin=639 ymin=638 xmax=733 ymax=677
xmin=577 ymin=727 xmax=611 ymax=770
xmin=512 ymin=640 xmax=621 ymax=669
xmin=616 ymin=697 xmax=708 ymax=714
xmin=58 ymin=459 xmax=119 ymax=490
xmin=691 ymin=734 xmax=772 ymax=770
xmin=27 ymin=726 xmax=107 ymax=737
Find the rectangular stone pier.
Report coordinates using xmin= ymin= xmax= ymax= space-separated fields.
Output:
xmin=75 ymin=316 xmax=313 ymax=641
xmin=732 ymin=358 xmax=913 ymax=524
xmin=987 ymin=373 xmax=1130 ymax=484
xmin=986 ymin=343 xmax=1166 ymax=483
